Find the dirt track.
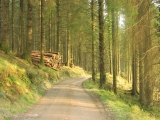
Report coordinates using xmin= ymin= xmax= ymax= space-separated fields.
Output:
xmin=13 ymin=77 xmax=114 ymax=120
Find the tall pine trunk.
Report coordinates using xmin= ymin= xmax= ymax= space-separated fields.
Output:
xmin=91 ymin=0 xmax=96 ymax=82
xmin=111 ymin=1 xmax=117 ymax=94
xmin=12 ymin=0 xmax=15 ymax=53
xmin=67 ymin=15 xmax=71 ymax=66
xmin=98 ymin=0 xmax=106 ymax=88
xmin=0 ymin=0 xmax=9 ymax=53
xmin=40 ymin=0 xmax=45 ymax=65
xmin=138 ymin=0 xmax=153 ymax=106
xmin=144 ymin=7 xmax=153 ymax=106
xmin=131 ymin=23 xmax=138 ymax=95
xmin=24 ymin=0 xmax=32 ymax=63
xmin=56 ymin=0 xmax=60 ymax=52
xmin=19 ymin=0 xmax=24 ymax=54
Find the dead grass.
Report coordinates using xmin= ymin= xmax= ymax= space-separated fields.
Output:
xmin=106 ymin=73 xmax=132 ymax=91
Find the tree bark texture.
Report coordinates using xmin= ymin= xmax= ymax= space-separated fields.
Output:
xmin=24 ymin=0 xmax=32 ymax=63
xmin=98 ymin=0 xmax=106 ymax=88
xmin=40 ymin=0 xmax=45 ymax=65
xmin=111 ymin=1 xmax=117 ymax=94
xmin=138 ymin=0 xmax=153 ymax=106
xmin=56 ymin=0 xmax=60 ymax=52
xmin=0 ymin=0 xmax=9 ymax=53
xmin=91 ymin=0 xmax=96 ymax=82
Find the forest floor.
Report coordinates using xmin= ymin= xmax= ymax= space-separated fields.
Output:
xmin=12 ymin=77 xmax=114 ymax=120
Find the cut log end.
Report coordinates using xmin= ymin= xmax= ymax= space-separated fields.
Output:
xmin=31 ymin=51 xmax=62 ymax=70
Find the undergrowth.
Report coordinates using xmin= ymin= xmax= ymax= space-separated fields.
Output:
xmin=0 ymin=53 xmax=85 ymax=120
xmin=83 ymin=79 xmax=160 ymax=120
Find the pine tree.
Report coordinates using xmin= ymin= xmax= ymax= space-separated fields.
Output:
xmin=91 ymin=0 xmax=96 ymax=82
xmin=24 ymin=0 xmax=33 ymax=63
xmin=40 ymin=0 xmax=45 ymax=65
xmin=0 ymin=0 xmax=9 ymax=53
xmin=98 ymin=0 xmax=106 ymax=88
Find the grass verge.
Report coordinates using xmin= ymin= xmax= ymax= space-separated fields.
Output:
xmin=83 ymin=79 xmax=159 ymax=120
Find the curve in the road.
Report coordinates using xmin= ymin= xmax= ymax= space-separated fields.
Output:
xmin=13 ymin=77 xmax=114 ymax=120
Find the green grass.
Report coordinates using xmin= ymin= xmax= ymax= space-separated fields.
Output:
xmin=0 ymin=53 xmax=86 ymax=120
xmin=83 ymin=80 xmax=159 ymax=120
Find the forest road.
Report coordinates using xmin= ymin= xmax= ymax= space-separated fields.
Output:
xmin=13 ymin=77 xmax=114 ymax=120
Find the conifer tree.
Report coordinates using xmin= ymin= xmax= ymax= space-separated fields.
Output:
xmin=98 ymin=0 xmax=106 ymax=88
xmin=0 ymin=0 xmax=9 ymax=53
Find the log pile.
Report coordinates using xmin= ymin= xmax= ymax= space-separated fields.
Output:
xmin=31 ymin=51 xmax=62 ymax=70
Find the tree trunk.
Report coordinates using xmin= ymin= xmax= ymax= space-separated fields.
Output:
xmin=109 ymin=36 xmax=112 ymax=74
xmin=116 ymin=12 xmax=120 ymax=76
xmin=111 ymin=0 xmax=117 ymax=94
xmin=144 ymin=8 xmax=153 ymax=106
xmin=49 ymin=11 xmax=52 ymax=52
xmin=22 ymin=0 xmax=28 ymax=56
xmin=0 ymin=0 xmax=1 ymax=41
xmin=139 ymin=37 xmax=145 ymax=104
xmin=98 ymin=0 xmax=106 ymax=88
xmin=132 ymin=44 xmax=137 ymax=95
xmin=67 ymin=2 xmax=71 ymax=67
xmin=19 ymin=0 xmax=24 ymax=54
xmin=0 ymin=0 xmax=9 ymax=53
xmin=12 ymin=0 xmax=15 ymax=53
xmin=131 ymin=22 xmax=138 ymax=95
xmin=91 ymin=0 xmax=96 ymax=82
xmin=24 ymin=0 xmax=32 ymax=63
xmin=56 ymin=0 xmax=60 ymax=52
xmin=138 ymin=0 xmax=153 ymax=106
xmin=40 ymin=0 xmax=45 ymax=65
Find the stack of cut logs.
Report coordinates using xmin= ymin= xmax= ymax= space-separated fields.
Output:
xmin=31 ymin=51 xmax=62 ymax=70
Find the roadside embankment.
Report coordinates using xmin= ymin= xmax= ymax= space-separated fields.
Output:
xmin=0 ymin=53 xmax=86 ymax=120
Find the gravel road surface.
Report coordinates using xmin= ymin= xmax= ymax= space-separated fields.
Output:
xmin=13 ymin=77 xmax=114 ymax=120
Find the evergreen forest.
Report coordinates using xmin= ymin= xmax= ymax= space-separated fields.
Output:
xmin=0 ymin=0 xmax=160 ymax=119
